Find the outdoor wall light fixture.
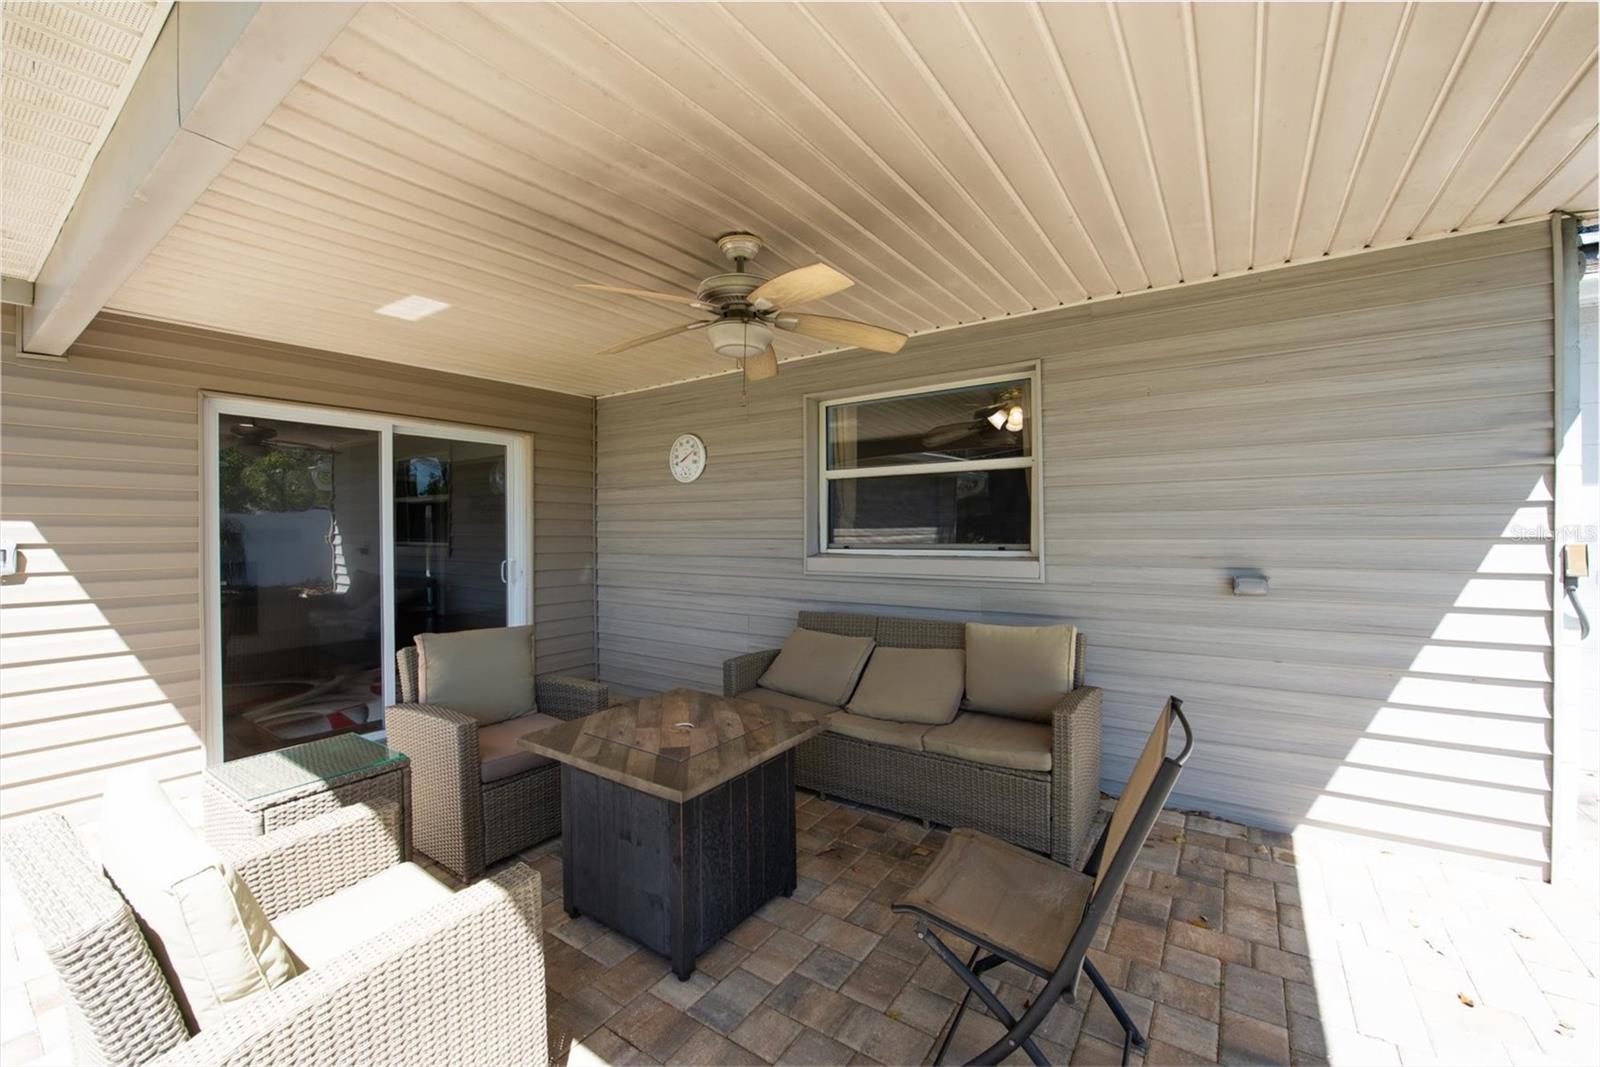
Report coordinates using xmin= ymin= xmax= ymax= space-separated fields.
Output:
xmin=1233 ymin=576 xmax=1269 ymax=596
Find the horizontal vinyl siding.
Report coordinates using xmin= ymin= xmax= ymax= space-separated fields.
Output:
xmin=596 ymin=223 xmax=1555 ymax=875
xmin=0 ymin=308 xmax=595 ymax=822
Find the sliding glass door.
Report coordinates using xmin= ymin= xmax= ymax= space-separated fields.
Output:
xmin=205 ymin=398 xmax=530 ymax=763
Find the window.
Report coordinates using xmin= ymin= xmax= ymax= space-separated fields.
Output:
xmin=808 ymin=370 xmax=1042 ymax=581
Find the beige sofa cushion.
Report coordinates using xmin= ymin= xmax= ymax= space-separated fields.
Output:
xmin=826 ymin=711 xmax=931 ymax=751
xmin=100 ymin=770 xmax=299 ymax=1030
xmin=273 ymin=862 xmax=452 ymax=970
xmin=846 ymin=647 xmax=964 ymax=725
xmin=478 ymin=713 xmax=559 ymax=783
xmin=964 ymin=623 xmax=1078 ymax=721
xmin=758 ymin=628 xmax=875 ymax=706
xmin=739 ymin=686 xmax=839 ymax=722
xmin=924 ymin=713 xmax=1052 ymax=772
xmin=416 ymin=626 xmax=536 ymax=725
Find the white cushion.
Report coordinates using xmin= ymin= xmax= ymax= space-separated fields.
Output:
xmin=963 ymin=623 xmax=1078 ymax=721
xmin=100 ymin=770 xmax=298 ymax=1030
xmin=273 ymin=862 xmax=452 ymax=970
xmin=846 ymin=648 xmax=965 ymax=725
xmin=757 ymin=628 xmax=875 ymax=706
xmin=416 ymin=626 xmax=536 ymax=725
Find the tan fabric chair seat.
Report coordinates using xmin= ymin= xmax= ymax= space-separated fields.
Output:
xmin=478 ymin=713 xmax=559 ymax=783
xmin=923 ymin=712 xmax=1052 ymax=772
xmin=826 ymin=711 xmax=931 ymax=751
xmin=738 ymin=686 xmax=839 ymax=721
xmin=273 ymin=862 xmax=453 ymax=970
xmin=896 ymin=827 xmax=1091 ymax=974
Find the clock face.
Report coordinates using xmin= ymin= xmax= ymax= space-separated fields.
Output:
xmin=669 ymin=434 xmax=707 ymax=483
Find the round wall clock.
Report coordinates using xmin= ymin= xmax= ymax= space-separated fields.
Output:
xmin=669 ymin=433 xmax=707 ymax=483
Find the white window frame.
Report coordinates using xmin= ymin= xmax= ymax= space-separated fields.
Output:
xmin=804 ymin=365 xmax=1044 ymax=582
xmin=200 ymin=394 xmax=533 ymax=764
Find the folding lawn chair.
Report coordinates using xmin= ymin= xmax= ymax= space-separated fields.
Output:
xmin=894 ymin=696 xmax=1194 ymax=1066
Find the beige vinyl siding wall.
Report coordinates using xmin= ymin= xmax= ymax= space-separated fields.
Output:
xmin=0 ymin=307 xmax=595 ymax=822
xmin=596 ymin=223 xmax=1556 ymax=876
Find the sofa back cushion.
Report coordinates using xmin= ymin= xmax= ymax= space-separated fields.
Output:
xmin=100 ymin=770 xmax=299 ymax=1032
xmin=963 ymin=622 xmax=1078 ymax=721
xmin=846 ymin=647 xmax=965 ymax=725
xmin=758 ymin=627 xmax=875 ymax=706
xmin=416 ymin=625 xmax=536 ymax=725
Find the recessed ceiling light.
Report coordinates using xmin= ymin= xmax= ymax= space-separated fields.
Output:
xmin=375 ymin=295 xmax=450 ymax=321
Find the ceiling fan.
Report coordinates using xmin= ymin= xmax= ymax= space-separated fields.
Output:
xmin=575 ymin=233 xmax=908 ymax=381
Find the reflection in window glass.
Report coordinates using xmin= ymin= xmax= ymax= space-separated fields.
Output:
xmin=218 ymin=416 xmax=383 ymax=761
xmin=393 ymin=435 xmax=509 ymax=653
xmin=828 ymin=469 xmax=1033 ymax=549
xmin=826 ymin=378 xmax=1031 ymax=469
xmin=820 ymin=375 xmax=1038 ymax=556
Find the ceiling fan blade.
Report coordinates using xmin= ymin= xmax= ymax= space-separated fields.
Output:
xmin=775 ymin=313 xmax=907 ymax=354
xmin=742 ymin=345 xmax=779 ymax=381
xmin=595 ymin=320 xmax=708 ymax=356
xmin=748 ymin=263 xmax=854 ymax=309
xmin=576 ymin=282 xmax=711 ymax=310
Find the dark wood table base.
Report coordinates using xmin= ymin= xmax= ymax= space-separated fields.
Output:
xmin=561 ymin=751 xmax=798 ymax=979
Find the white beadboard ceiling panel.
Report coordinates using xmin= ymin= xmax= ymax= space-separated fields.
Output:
xmin=1 ymin=0 xmax=169 ymax=280
xmin=78 ymin=0 xmax=1599 ymax=397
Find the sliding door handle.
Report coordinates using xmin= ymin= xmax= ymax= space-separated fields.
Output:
xmin=500 ymin=559 xmax=509 ymax=584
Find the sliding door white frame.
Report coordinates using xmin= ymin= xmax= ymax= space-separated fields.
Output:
xmin=200 ymin=393 xmax=532 ymax=764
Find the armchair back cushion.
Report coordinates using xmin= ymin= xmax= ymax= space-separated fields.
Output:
xmin=99 ymin=770 xmax=299 ymax=1031
xmin=758 ymin=627 xmax=875 ymax=706
xmin=963 ymin=623 xmax=1078 ymax=721
xmin=415 ymin=625 xmax=536 ymax=725
xmin=846 ymin=647 xmax=965 ymax=725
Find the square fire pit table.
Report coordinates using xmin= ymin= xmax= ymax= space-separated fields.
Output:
xmin=519 ymin=687 xmax=826 ymax=978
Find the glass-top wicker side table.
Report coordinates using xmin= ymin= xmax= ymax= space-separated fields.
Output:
xmin=202 ymin=734 xmax=411 ymax=857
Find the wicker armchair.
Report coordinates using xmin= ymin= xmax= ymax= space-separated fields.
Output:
xmin=724 ymin=611 xmax=1103 ymax=866
xmin=389 ymin=647 xmax=609 ymax=882
xmin=0 ymin=801 xmax=548 ymax=1067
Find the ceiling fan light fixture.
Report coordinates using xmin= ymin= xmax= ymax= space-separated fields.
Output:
xmin=986 ymin=408 xmax=1008 ymax=430
xmin=706 ymin=318 xmax=773 ymax=360
xmin=1005 ymin=405 xmax=1025 ymax=433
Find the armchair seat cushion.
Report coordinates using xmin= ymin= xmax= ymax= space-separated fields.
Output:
xmin=738 ymin=686 xmax=839 ymax=721
xmin=924 ymin=712 xmax=1052 ymax=772
xmin=270 ymin=862 xmax=453 ymax=970
xmin=826 ymin=711 xmax=931 ymax=751
xmin=478 ymin=713 xmax=559 ymax=783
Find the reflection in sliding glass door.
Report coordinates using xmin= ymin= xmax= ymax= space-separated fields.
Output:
xmin=393 ymin=434 xmax=509 ymax=650
xmin=216 ymin=415 xmax=384 ymax=761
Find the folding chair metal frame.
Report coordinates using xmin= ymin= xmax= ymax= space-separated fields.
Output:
xmin=894 ymin=697 xmax=1195 ymax=1067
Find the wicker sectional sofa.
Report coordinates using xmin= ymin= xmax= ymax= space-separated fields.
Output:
xmin=723 ymin=611 xmax=1102 ymax=865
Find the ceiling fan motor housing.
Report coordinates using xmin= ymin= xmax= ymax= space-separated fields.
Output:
xmin=706 ymin=317 xmax=773 ymax=360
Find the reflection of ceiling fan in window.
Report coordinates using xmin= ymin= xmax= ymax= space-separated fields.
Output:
xmin=227 ymin=420 xmax=279 ymax=457
xmin=574 ymin=233 xmax=908 ymax=381
xmin=921 ymin=389 xmax=1028 ymax=450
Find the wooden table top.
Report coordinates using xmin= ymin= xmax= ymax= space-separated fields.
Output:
xmin=518 ymin=688 xmax=827 ymax=803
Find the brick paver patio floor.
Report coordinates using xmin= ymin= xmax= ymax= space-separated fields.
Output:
xmin=3 ymin=791 xmax=1596 ymax=1065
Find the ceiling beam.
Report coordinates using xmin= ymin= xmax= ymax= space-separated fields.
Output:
xmin=20 ymin=1 xmax=359 ymax=357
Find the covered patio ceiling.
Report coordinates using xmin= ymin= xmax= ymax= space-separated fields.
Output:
xmin=11 ymin=1 xmax=1600 ymax=397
